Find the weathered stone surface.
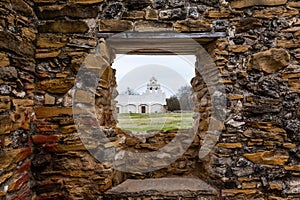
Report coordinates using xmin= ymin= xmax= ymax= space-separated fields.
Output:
xmin=0 ymin=67 xmax=18 ymax=80
xmin=38 ymin=21 xmax=89 ymax=33
xmin=217 ymin=143 xmax=243 ymax=149
xmin=34 ymin=107 xmax=73 ymax=118
xmin=234 ymin=18 xmax=262 ymax=33
xmin=253 ymin=7 xmax=285 ymax=18
xmin=0 ymin=115 xmax=12 ymax=134
xmin=123 ymin=0 xmax=151 ymax=10
xmin=277 ymin=39 xmax=300 ymax=48
xmin=207 ymin=8 xmax=231 ymax=18
xmin=99 ymin=20 xmax=133 ymax=32
xmin=0 ymin=31 xmax=34 ymax=56
xmin=285 ymin=165 xmax=300 ymax=171
xmin=145 ymin=9 xmax=158 ymax=20
xmin=1 ymin=0 xmax=300 ymax=199
xmin=36 ymin=49 xmax=61 ymax=59
xmin=32 ymin=135 xmax=61 ymax=144
xmin=247 ymin=122 xmax=286 ymax=133
xmin=11 ymin=0 xmax=34 ymax=17
xmin=0 ymin=96 xmax=10 ymax=112
xmin=106 ymin=178 xmax=218 ymax=198
xmin=244 ymin=151 xmax=289 ymax=165
xmin=247 ymin=48 xmax=290 ymax=73
xmin=37 ymin=78 xmax=75 ymax=94
xmin=289 ymin=80 xmax=300 ymax=90
xmin=231 ymin=0 xmax=287 ymax=8
xmin=288 ymin=1 xmax=300 ymax=7
xmin=69 ymin=0 xmax=104 ymax=4
xmin=159 ymin=8 xmax=185 ymax=20
xmin=12 ymin=99 xmax=34 ymax=108
xmin=0 ymin=148 xmax=32 ymax=169
xmin=152 ymin=0 xmax=168 ymax=9
xmin=174 ymin=20 xmax=212 ymax=32
xmin=44 ymin=93 xmax=56 ymax=105
xmin=74 ymin=90 xmax=94 ymax=104
xmin=228 ymin=45 xmax=250 ymax=53
xmin=34 ymin=0 xmax=57 ymax=3
xmin=135 ymin=21 xmax=173 ymax=32
xmin=187 ymin=7 xmax=199 ymax=19
xmin=104 ymin=2 xmax=124 ymax=18
xmin=285 ymin=178 xmax=300 ymax=195
xmin=123 ymin=11 xmax=145 ymax=20
xmin=222 ymin=189 xmax=262 ymax=197
xmin=0 ymin=53 xmax=9 ymax=67
xmin=37 ymin=35 xmax=65 ymax=48
xmin=36 ymin=5 xmax=98 ymax=19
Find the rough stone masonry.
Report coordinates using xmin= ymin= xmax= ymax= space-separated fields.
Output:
xmin=0 ymin=0 xmax=299 ymax=199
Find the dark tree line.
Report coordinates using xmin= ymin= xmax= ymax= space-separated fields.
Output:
xmin=166 ymin=85 xmax=194 ymax=111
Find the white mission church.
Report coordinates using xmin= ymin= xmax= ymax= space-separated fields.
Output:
xmin=116 ymin=77 xmax=167 ymax=114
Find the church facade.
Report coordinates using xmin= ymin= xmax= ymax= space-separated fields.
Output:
xmin=116 ymin=77 xmax=167 ymax=114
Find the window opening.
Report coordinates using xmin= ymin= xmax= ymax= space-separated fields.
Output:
xmin=112 ymin=54 xmax=196 ymax=134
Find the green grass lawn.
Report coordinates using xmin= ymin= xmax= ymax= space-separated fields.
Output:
xmin=117 ymin=112 xmax=194 ymax=132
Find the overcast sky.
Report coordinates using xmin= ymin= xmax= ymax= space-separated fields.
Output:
xmin=112 ymin=54 xmax=196 ymax=97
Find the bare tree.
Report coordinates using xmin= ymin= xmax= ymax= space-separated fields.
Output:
xmin=124 ymin=87 xmax=138 ymax=95
xmin=177 ymin=85 xmax=194 ymax=111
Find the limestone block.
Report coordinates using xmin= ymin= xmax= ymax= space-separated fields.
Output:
xmin=247 ymin=48 xmax=290 ymax=73
xmin=234 ymin=18 xmax=262 ymax=33
xmin=247 ymin=122 xmax=286 ymax=133
xmin=11 ymin=0 xmax=34 ymax=17
xmin=34 ymin=107 xmax=73 ymax=118
xmin=228 ymin=45 xmax=250 ymax=53
xmin=37 ymin=78 xmax=75 ymax=94
xmin=231 ymin=0 xmax=287 ymax=9
xmin=38 ymin=21 xmax=89 ymax=33
xmin=0 ymin=115 xmax=12 ymax=134
xmin=69 ymin=0 xmax=104 ymax=4
xmin=0 ymin=172 xmax=13 ymax=185
xmin=145 ymin=9 xmax=158 ymax=20
xmin=37 ymin=34 xmax=66 ymax=48
xmin=21 ymin=27 xmax=37 ymax=42
xmin=288 ymin=1 xmax=300 ymax=7
xmin=135 ymin=21 xmax=173 ymax=32
xmin=222 ymin=189 xmax=262 ymax=197
xmin=0 ymin=148 xmax=32 ymax=169
xmin=0 ymin=31 xmax=34 ymax=56
xmin=123 ymin=0 xmax=151 ymax=10
xmin=32 ymin=135 xmax=61 ymax=144
xmin=0 ymin=67 xmax=17 ymax=80
xmin=35 ymin=49 xmax=61 ymax=59
xmin=123 ymin=11 xmax=145 ymax=20
xmin=217 ymin=143 xmax=243 ymax=149
xmin=277 ymin=39 xmax=300 ymax=48
xmin=285 ymin=165 xmax=300 ymax=171
xmin=174 ymin=19 xmax=212 ymax=32
xmin=243 ymin=151 xmax=289 ymax=165
xmin=253 ymin=7 xmax=285 ymax=18
xmin=0 ymin=52 xmax=9 ymax=67
xmin=61 ymin=125 xmax=77 ymax=134
xmin=288 ymin=80 xmax=300 ymax=89
xmin=99 ymin=20 xmax=133 ymax=32
xmin=207 ymin=8 xmax=231 ymax=18
xmin=34 ymin=0 xmax=57 ymax=3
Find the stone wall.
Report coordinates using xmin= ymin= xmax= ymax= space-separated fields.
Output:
xmin=0 ymin=0 xmax=299 ymax=199
xmin=0 ymin=0 xmax=36 ymax=199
